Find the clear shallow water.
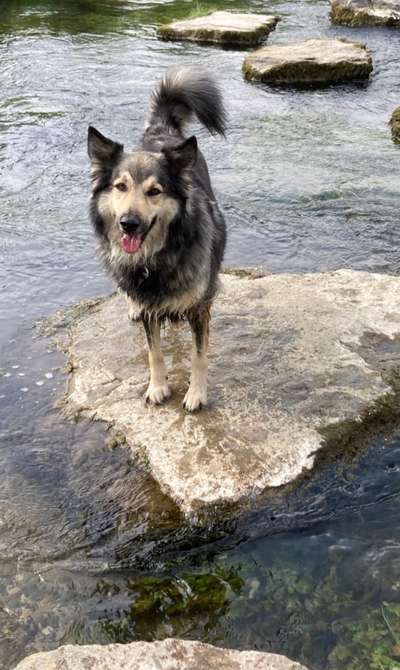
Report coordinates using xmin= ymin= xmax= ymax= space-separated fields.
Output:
xmin=1 ymin=1 xmax=400 ymax=668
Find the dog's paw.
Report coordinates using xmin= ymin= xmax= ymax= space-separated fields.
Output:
xmin=145 ymin=382 xmax=171 ymax=406
xmin=126 ymin=295 xmax=142 ymax=322
xmin=127 ymin=305 xmax=142 ymax=322
xmin=183 ymin=386 xmax=207 ymax=412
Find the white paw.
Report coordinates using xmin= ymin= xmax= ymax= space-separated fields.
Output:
xmin=183 ymin=385 xmax=207 ymax=412
xmin=145 ymin=382 xmax=171 ymax=406
xmin=125 ymin=295 xmax=142 ymax=322
xmin=127 ymin=304 xmax=142 ymax=322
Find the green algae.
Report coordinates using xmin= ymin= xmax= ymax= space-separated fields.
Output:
xmin=329 ymin=604 xmax=400 ymax=669
xmin=0 ymin=0 xmax=251 ymax=36
xmin=86 ymin=558 xmax=400 ymax=669
xmin=97 ymin=567 xmax=243 ymax=643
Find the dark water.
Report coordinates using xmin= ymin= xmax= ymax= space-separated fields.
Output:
xmin=1 ymin=1 xmax=400 ymax=668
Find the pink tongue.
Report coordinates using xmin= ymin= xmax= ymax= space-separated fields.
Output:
xmin=121 ymin=233 xmax=142 ymax=254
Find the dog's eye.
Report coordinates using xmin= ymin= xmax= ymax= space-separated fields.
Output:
xmin=146 ymin=187 xmax=162 ymax=197
xmin=115 ymin=182 xmax=128 ymax=192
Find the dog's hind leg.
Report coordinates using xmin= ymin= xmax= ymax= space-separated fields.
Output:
xmin=142 ymin=315 xmax=171 ymax=405
xmin=183 ymin=306 xmax=210 ymax=412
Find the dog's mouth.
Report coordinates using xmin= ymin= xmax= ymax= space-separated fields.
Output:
xmin=121 ymin=232 xmax=143 ymax=254
xmin=119 ymin=215 xmax=158 ymax=254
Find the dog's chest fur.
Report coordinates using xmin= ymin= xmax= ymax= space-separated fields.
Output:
xmin=102 ymin=229 xmax=211 ymax=319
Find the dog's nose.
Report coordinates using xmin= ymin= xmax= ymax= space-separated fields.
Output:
xmin=119 ymin=215 xmax=141 ymax=233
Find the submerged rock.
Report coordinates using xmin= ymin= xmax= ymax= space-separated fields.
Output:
xmin=46 ymin=270 xmax=400 ymax=518
xmin=390 ymin=107 xmax=400 ymax=142
xmin=242 ymin=38 xmax=373 ymax=86
xmin=158 ymin=11 xmax=280 ymax=46
xmin=331 ymin=0 xmax=400 ymax=26
xmin=15 ymin=639 xmax=309 ymax=669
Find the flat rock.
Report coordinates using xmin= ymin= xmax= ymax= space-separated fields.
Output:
xmin=242 ymin=38 xmax=373 ymax=86
xmin=331 ymin=0 xmax=400 ymax=26
xmin=158 ymin=11 xmax=279 ymax=45
xmin=46 ymin=270 xmax=400 ymax=518
xmin=390 ymin=106 xmax=400 ymax=141
xmin=15 ymin=639 xmax=309 ymax=670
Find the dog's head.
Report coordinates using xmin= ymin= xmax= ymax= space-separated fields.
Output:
xmin=87 ymin=126 xmax=197 ymax=261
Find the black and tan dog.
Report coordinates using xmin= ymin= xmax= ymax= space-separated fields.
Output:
xmin=87 ymin=68 xmax=226 ymax=411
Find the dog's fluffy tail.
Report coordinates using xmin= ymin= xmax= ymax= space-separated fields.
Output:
xmin=148 ymin=67 xmax=226 ymax=136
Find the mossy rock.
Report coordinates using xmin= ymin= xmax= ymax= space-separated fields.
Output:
xmin=95 ymin=568 xmax=244 ymax=643
xmin=243 ymin=38 xmax=373 ymax=87
xmin=331 ymin=0 xmax=400 ymax=27
xmin=126 ymin=568 xmax=243 ymax=619
xmin=390 ymin=107 xmax=400 ymax=143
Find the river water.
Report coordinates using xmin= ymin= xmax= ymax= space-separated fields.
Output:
xmin=1 ymin=1 xmax=400 ymax=668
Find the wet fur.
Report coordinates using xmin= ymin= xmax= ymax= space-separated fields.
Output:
xmin=88 ymin=68 xmax=227 ymax=410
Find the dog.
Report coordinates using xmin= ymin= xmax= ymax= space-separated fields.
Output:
xmin=87 ymin=68 xmax=227 ymax=411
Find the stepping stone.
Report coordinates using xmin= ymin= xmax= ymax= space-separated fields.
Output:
xmin=243 ymin=37 xmax=373 ymax=87
xmin=42 ymin=269 xmax=400 ymax=518
xmin=158 ymin=11 xmax=280 ymax=46
xmin=15 ymin=639 xmax=310 ymax=670
xmin=390 ymin=107 xmax=400 ymax=142
xmin=331 ymin=0 xmax=400 ymax=27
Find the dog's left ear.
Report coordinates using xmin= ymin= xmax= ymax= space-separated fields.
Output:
xmin=162 ymin=135 xmax=197 ymax=172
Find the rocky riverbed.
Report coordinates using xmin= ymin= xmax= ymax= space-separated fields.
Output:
xmin=3 ymin=1 xmax=400 ymax=669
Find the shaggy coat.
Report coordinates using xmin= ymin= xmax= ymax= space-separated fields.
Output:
xmin=87 ymin=68 xmax=227 ymax=411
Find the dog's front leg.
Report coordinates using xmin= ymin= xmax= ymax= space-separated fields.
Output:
xmin=142 ymin=315 xmax=171 ymax=405
xmin=183 ymin=307 xmax=209 ymax=412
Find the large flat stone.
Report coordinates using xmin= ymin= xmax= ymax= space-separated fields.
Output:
xmin=331 ymin=0 xmax=400 ymax=26
xmin=15 ymin=639 xmax=309 ymax=670
xmin=158 ymin=11 xmax=279 ymax=45
xmin=47 ymin=270 xmax=400 ymax=518
xmin=243 ymin=38 xmax=373 ymax=86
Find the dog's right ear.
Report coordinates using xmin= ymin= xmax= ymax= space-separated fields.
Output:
xmin=87 ymin=126 xmax=123 ymax=185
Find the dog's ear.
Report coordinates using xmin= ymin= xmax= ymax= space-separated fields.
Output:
xmin=87 ymin=126 xmax=123 ymax=184
xmin=162 ymin=136 xmax=197 ymax=173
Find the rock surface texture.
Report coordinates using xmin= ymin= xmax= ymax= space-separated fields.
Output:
xmin=14 ymin=639 xmax=309 ymax=670
xmin=331 ymin=0 xmax=400 ymax=26
xmin=390 ymin=106 xmax=400 ymax=142
xmin=47 ymin=270 xmax=400 ymax=518
xmin=242 ymin=38 xmax=373 ymax=86
xmin=158 ymin=11 xmax=279 ymax=45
